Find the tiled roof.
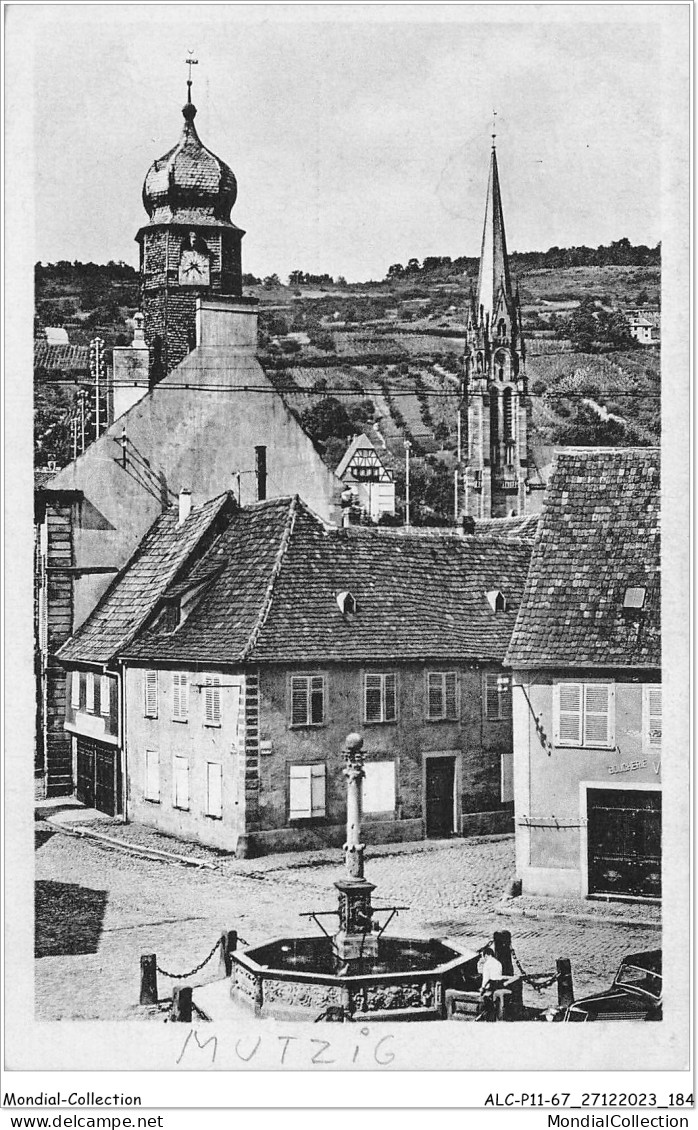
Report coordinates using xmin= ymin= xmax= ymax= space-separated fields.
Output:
xmin=123 ymin=497 xmax=532 ymax=665
xmin=57 ymin=494 xmax=231 ymax=666
xmin=473 ymin=514 xmax=540 ymax=542
xmin=505 ymin=448 xmax=660 ymax=670
xmin=34 ymin=343 xmax=89 ymax=372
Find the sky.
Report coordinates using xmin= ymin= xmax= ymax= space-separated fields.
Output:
xmin=10 ymin=4 xmax=674 ymax=282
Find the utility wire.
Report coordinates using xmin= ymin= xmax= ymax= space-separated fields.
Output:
xmin=37 ymin=380 xmax=661 ymax=398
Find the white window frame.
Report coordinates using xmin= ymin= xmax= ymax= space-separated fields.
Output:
xmin=554 ymin=682 xmax=615 ymax=749
xmin=204 ymin=675 xmax=222 ymax=727
xmin=642 ymin=685 xmax=662 ymax=754
xmin=173 ymin=755 xmax=190 ymax=810
xmin=363 ymin=672 xmax=398 ymax=724
xmin=289 ymin=675 xmax=326 ymax=727
xmin=144 ymin=670 xmax=158 ymax=719
xmin=362 ymin=760 xmax=396 ymax=814
xmin=484 ymin=671 xmax=510 ymax=721
xmin=172 ymin=672 xmax=189 ymax=722
xmin=144 ymin=749 xmax=160 ymax=803
xmin=289 ymin=763 xmax=327 ymax=820
xmin=426 ymin=671 xmax=459 ymax=721
xmin=85 ymin=671 xmax=95 ymax=714
xmin=205 ymin=762 xmax=223 ymax=819
xmin=100 ymin=675 xmax=111 ymax=717
xmin=71 ymin=670 xmax=81 ymax=709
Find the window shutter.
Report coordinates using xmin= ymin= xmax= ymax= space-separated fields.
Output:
xmin=310 ymin=763 xmax=326 ymax=816
xmin=173 ymin=674 xmax=180 ymax=719
xmin=205 ymin=676 xmax=221 ymax=725
xmin=144 ymin=749 xmax=160 ymax=802
xmin=291 ymin=678 xmax=309 ymax=726
xmin=445 ymin=672 xmax=458 ymax=719
xmin=206 ymin=763 xmax=223 ymax=818
xmin=556 ymin=683 xmax=583 ymax=745
xmin=144 ymin=671 xmax=158 ymax=718
xmin=584 ymin=684 xmax=612 ymax=746
xmin=71 ymin=671 xmax=81 ymax=709
xmin=173 ymin=673 xmax=188 ymax=721
xmin=485 ymin=673 xmax=501 ymax=720
xmin=364 ymin=674 xmax=382 ymax=722
xmin=427 ymin=673 xmax=443 ymax=719
xmin=310 ymin=676 xmax=325 ymax=725
xmin=645 ymin=686 xmax=662 ymax=749
xmin=500 ymin=753 xmax=514 ymax=803
xmin=362 ymin=761 xmax=396 ymax=813
xmin=384 ymin=673 xmax=397 ymax=721
xmin=100 ymin=676 xmax=111 ymax=717
xmin=173 ymin=755 xmax=189 ymax=810
xmin=289 ymin=765 xmax=312 ymax=818
xmin=85 ymin=672 xmax=95 ymax=714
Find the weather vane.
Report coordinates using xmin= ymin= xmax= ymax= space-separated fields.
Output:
xmin=185 ymin=53 xmax=198 ymax=101
xmin=491 ymin=108 xmax=497 ymax=147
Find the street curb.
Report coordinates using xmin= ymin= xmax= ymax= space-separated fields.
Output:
xmin=494 ymin=899 xmax=661 ymax=930
xmin=44 ymin=817 xmax=218 ymax=870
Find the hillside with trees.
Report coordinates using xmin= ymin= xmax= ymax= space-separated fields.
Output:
xmin=34 ymin=240 xmax=660 ymax=523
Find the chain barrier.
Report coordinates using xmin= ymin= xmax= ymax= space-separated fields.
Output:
xmin=510 ymin=944 xmax=559 ymax=992
xmin=156 ymin=937 xmax=223 ymax=980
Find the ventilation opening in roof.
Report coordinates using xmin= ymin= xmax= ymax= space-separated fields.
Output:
xmin=336 ymin=590 xmax=358 ymax=616
xmin=486 ymin=590 xmax=508 ymax=613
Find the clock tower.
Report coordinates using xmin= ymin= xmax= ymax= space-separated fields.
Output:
xmin=137 ymin=76 xmax=244 ymax=381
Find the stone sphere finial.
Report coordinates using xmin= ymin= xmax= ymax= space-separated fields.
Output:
xmin=344 ymin=732 xmax=363 ymax=754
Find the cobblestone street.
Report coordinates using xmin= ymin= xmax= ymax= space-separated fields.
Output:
xmin=35 ymin=811 xmax=660 ymax=1022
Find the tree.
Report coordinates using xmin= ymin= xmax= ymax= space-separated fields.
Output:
xmin=566 ymin=297 xmax=598 ymax=352
xmin=386 ymin=263 xmax=405 ymax=279
xmin=300 ymin=396 xmax=354 ymax=443
xmin=262 ymin=273 xmax=281 ymax=289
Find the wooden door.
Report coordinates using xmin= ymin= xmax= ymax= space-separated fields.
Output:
xmin=75 ymin=739 xmax=95 ymax=808
xmin=587 ymin=788 xmax=661 ymax=899
xmin=425 ymin=757 xmax=455 ymax=838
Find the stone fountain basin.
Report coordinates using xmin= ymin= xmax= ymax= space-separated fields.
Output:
xmin=231 ymin=935 xmax=480 ymax=1022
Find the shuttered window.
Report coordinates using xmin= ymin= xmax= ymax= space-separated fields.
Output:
xmin=427 ymin=672 xmax=458 ymax=720
xmin=144 ymin=749 xmax=160 ymax=802
xmin=643 ymin=685 xmax=662 ymax=751
xmin=85 ymin=672 xmax=95 ymax=714
xmin=290 ymin=676 xmax=325 ymax=726
xmin=100 ymin=676 xmax=111 ymax=717
xmin=364 ymin=673 xmax=397 ymax=723
xmin=173 ymin=755 xmax=190 ymax=810
xmin=71 ymin=671 xmax=81 ymax=709
xmin=172 ymin=673 xmax=189 ymax=722
xmin=144 ymin=670 xmax=158 ymax=718
xmin=363 ymin=761 xmax=396 ymax=813
xmin=204 ymin=676 xmax=221 ymax=726
xmin=554 ymin=682 xmax=615 ymax=748
xmin=485 ymin=672 xmax=510 ymax=721
xmin=289 ymin=763 xmax=326 ymax=819
xmin=206 ymin=763 xmax=223 ymax=819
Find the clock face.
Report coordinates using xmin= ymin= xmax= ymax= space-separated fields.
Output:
xmin=179 ymin=248 xmax=210 ymax=286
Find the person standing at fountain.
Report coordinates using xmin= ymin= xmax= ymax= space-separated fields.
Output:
xmin=478 ymin=945 xmax=504 ymax=993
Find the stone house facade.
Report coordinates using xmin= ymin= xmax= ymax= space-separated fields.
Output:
xmin=118 ymin=495 xmax=532 ymax=854
xmin=60 ymin=493 xmax=532 ymax=853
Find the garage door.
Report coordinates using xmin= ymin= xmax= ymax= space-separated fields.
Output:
xmin=587 ymin=788 xmax=661 ymax=900
xmin=76 ymin=738 xmax=122 ymax=816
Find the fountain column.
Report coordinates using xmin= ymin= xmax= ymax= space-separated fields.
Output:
xmin=334 ymin=733 xmax=378 ymax=961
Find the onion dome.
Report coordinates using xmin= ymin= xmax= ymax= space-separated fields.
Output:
xmin=141 ymin=96 xmax=238 ymax=229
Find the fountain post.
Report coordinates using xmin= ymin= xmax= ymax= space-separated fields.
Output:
xmin=334 ymin=733 xmax=378 ymax=961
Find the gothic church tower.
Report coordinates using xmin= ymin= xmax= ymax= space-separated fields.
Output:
xmin=462 ymin=142 xmax=530 ymax=518
xmin=136 ymin=77 xmax=245 ymax=381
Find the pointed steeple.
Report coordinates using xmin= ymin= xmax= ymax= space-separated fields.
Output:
xmin=476 ymin=144 xmax=512 ymax=326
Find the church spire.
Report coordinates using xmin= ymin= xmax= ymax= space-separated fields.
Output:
xmin=476 ymin=143 xmax=512 ymax=326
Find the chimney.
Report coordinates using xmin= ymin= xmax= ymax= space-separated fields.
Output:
xmin=178 ymin=487 xmax=192 ymax=525
xmin=132 ymin=312 xmax=146 ymax=347
xmin=255 ymin=446 xmax=267 ymax=501
xmin=459 ymin=515 xmax=476 ymax=536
